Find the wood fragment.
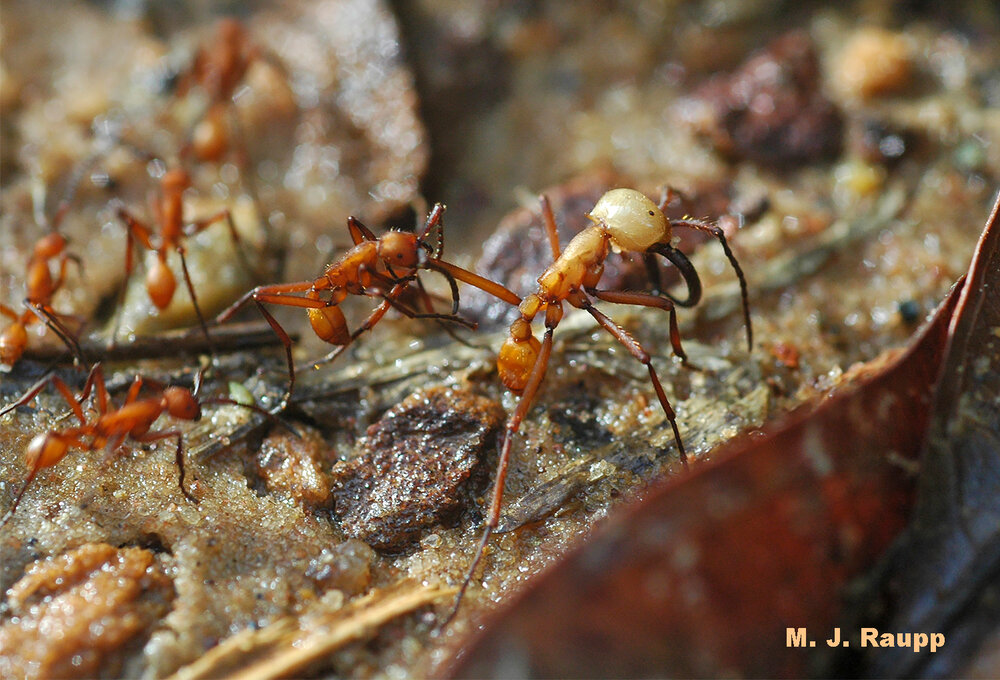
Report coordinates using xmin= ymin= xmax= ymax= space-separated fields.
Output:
xmin=169 ymin=581 xmax=454 ymax=680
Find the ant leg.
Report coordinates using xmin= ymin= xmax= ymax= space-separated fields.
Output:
xmin=539 ymin=195 xmax=562 ymax=261
xmin=578 ymin=298 xmax=687 ymax=466
xmin=25 ymin=302 xmax=87 ymax=365
xmin=186 ymin=209 xmax=259 ymax=279
xmin=416 ymin=203 xmax=446 ymax=246
xmin=414 ymin=276 xmax=484 ymax=350
xmin=217 ymin=281 xmax=326 ymax=407
xmin=447 ymin=326 xmax=555 ymax=624
xmin=215 ymin=279 xmax=318 ymax=325
xmin=252 ymin=300 xmax=296 ymax=409
xmin=131 ymin=430 xmax=197 ymax=503
xmin=670 ymin=219 xmax=753 ymax=350
xmin=375 ymin=291 xmax=477 ymax=329
xmin=0 ymin=365 xmax=99 ymax=424
xmin=174 ymin=244 xmax=214 ymax=347
xmin=217 ymin=280 xmax=326 ymax=399
xmin=587 ymin=288 xmax=687 ymax=362
xmin=426 ymin=260 xmax=522 ymax=307
xmin=112 ymin=208 xmax=157 ymax=345
xmin=306 ymin=284 xmax=405 ymax=371
xmin=121 ymin=374 xmax=146 ymax=407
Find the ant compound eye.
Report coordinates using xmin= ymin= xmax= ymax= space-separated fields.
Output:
xmin=589 ymin=188 xmax=668 ymax=252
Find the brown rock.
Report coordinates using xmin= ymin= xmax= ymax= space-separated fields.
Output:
xmin=692 ymin=31 xmax=842 ymax=167
xmin=330 ymin=387 xmax=505 ymax=551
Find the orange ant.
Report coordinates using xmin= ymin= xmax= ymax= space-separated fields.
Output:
xmin=1 ymin=232 xmax=85 ymax=367
xmin=216 ymin=203 xmax=521 ymax=407
xmin=0 ymin=364 xmax=201 ymax=528
xmin=449 ymin=187 xmax=753 ymax=618
xmin=0 ymin=363 xmax=283 ymax=528
xmin=112 ymin=165 xmax=246 ymax=344
xmin=174 ymin=17 xmax=261 ymax=163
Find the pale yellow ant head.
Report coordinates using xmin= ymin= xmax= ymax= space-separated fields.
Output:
xmin=589 ymin=188 xmax=669 ymax=252
xmin=378 ymin=231 xmax=419 ymax=270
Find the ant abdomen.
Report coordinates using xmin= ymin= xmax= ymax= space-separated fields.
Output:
xmin=498 ymin=335 xmax=540 ymax=394
xmin=308 ymin=305 xmax=350 ymax=345
xmin=25 ymin=432 xmax=68 ymax=471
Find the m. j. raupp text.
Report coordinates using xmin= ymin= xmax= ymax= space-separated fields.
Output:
xmin=786 ymin=627 xmax=945 ymax=653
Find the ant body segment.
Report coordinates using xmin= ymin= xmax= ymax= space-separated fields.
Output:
xmin=113 ymin=166 xmax=245 ymax=344
xmin=1 ymin=232 xmax=85 ymax=367
xmin=0 ymin=364 xmax=203 ymax=528
xmin=450 ymin=187 xmax=753 ymax=619
xmin=217 ymin=204 xmax=521 ymax=407
xmin=174 ymin=17 xmax=260 ymax=163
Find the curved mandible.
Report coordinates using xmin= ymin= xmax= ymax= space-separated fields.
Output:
xmin=645 ymin=242 xmax=702 ymax=308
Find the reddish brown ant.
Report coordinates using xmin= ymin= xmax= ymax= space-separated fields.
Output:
xmin=112 ymin=165 xmax=246 ymax=344
xmin=1 ymin=232 xmax=85 ymax=367
xmin=0 ymin=363 xmax=284 ymax=528
xmin=172 ymin=17 xmax=261 ymax=163
xmin=0 ymin=364 xmax=201 ymax=527
xmin=216 ymin=203 xmax=521 ymax=407
xmin=449 ymin=187 xmax=753 ymax=618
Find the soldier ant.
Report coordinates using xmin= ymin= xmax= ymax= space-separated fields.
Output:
xmin=1 ymin=232 xmax=85 ymax=367
xmin=449 ymin=187 xmax=753 ymax=619
xmin=112 ymin=165 xmax=246 ymax=344
xmin=216 ymin=203 xmax=521 ymax=407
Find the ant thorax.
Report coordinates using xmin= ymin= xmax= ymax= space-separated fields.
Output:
xmin=320 ymin=241 xmax=381 ymax=291
xmin=537 ymin=225 xmax=608 ymax=300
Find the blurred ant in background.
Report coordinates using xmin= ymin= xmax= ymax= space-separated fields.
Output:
xmin=111 ymin=162 xmax=249 ymax=345
xmin=174 ymin=17 xmax=260 ymax=164
xmin=0 ymin=169 xmax=98 ymax=368
xmin=1 ymin=232 xmax=85 ymax=368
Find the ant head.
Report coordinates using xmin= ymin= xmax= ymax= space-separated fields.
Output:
xmin=26 ymin=432 xmax=68 ymax=469
xmin=589 ymin=188 xmax=669 ymax=252
xmin=33 ymin=232 xmax=68 ymax=259
xmin=164 ymin=387 xmax=202 ymax=421
xmin=217 ymin=17 xmax=245 ymax=46
xmin=161 ymin=169 xmax=192 ymax=194
xmin=378 ymin=231 xmax=419 ymax=270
